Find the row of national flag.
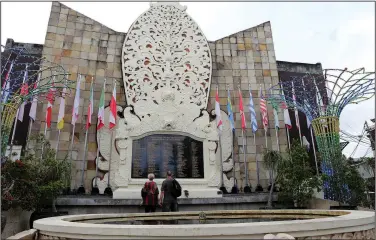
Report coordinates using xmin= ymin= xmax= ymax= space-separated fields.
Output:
xmin=4 ymin=70 xmax=118 ymax=138
xmin=48 ymin=74 xmax=118 ymax=132
xmin=215 ymin=85 xmax=293 ymax=134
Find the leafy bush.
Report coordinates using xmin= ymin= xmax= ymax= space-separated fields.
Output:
xmin=1 ymin=134 xmax=69 ymax=211
xmin=277 ymin=140 xmax=322 ymax=208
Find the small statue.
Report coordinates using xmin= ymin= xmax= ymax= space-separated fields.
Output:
xmin=198 ymin=212 xmax=207 ymax=224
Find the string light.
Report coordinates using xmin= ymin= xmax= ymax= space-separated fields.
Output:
xmin=1 ymin=46 xmax=71 ymax=159
xmin=266 ymin=68 xmax=375 ymax=201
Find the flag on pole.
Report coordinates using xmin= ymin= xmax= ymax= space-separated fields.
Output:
xmin=2 ymin=61 xmax=14 ymax=103
xmin=302 ymin=135 xmax=310 ymax=150
xmin=238 ymin=88 xmax=246 ymax=130
xmin=71 ymin=75 xmax=81 ymax=125
xmin=280 ymin=100 xmax=292 ymax=129
xmin=291 ymin=82 xmax=300 ymax=130
xmin=273 ymin=108 xmax=279 ymax=130
xmin=17 ymin=69 xmax=29 ymax=122
xmin=97 ymin=81 xmax=106 ymax=130
xmin=215 ymin=87 xmax=223 ymax=131
xmin=57 ymin=87 xmax=66 ymax=130
xmin=2 ymin=61 xmax=14 ymax=89
xmin=314 ymin=80 xmax=325 ymax=115
xmin=248 ymin=87 xmax=258 ymax=133
xmin=279 ymin=85 xmax=292 ymax=129
xmin=268 ymin=85 xmax=279 ymax=130
xmin=301 ymin=79 xmax=312 ymax=129
xmin=109 ymin=82 xmax=117 ymax=129
xmin=226 ymin=89 xmax=235 ymax=132
xmin=86 ymin=82 xmax=94 ymax=130
xmin=29 ymin=74 xmax=40 ymax=121
xmin=45 ymin=81 xmax=56 ymax=128
xmin=259 ymin=86 xmax=268 ymax=130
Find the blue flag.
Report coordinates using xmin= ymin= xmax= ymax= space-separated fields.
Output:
xmin=248 ymin=87 xmax=258 ymax=133
xmin=227 ymin=89 xmax=235 ymax=131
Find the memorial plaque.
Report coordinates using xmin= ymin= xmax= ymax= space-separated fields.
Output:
xmin=131 ymin=134 xmax=204 ymax=178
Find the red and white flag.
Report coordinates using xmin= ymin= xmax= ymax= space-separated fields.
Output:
xmin=97 ymin=81 xmax=106 ymax=130
xmin=238 ymin=89 xmax=246 ymax=130
xmin=280 ymin=100 xmax=292 ymax=129
xmin=215 ymin=87 xmax=223 ymax=131
xmin=109 ymin=82 xmax=117 ymax=129
xmin=29 ymin=81 xmax=39 ymax=121
xmin=45 ymin=80 xmax=56 ymax=128
xmin=18 ymin=68 xmax=29 ymax=122
xmin=259 ymin=86 xmax=268 ymax=130
xmin=86 ymin=82 xmax=94 ymax=130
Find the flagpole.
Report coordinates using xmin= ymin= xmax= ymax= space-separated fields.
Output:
xmin=41 ymin=71 xmax=55 ymax=161
xmin=10 ymin=66 xmax=29 ymax=158
xmin=78 ymin=122 xmax=89 ymax=194
xmin=238 ymin=85 xmax=250 ymax=193
xmin=25 ymin=118 xmax=33 ymax=153
xmin=92 ymin=78 xmax=106 ymax=195
xmin=78 ymin=76 xmax=94 ymax=194
xmin=286 ymin=128 xmax=291 ymax=149
xmin=230 ymin=85 xmax=238 ymax=194
xmin=40 ymin=122 xmax=47 ymax=161
xmin=68 ymin=74 xmax=82 ymax=191
xmin=292 ymin=81 xmax=303 ymax=146
xmin=55 ymin=79 xmax=67 ymax=160
xmin=217 ymin=85 xmax=226 ymax=193
xmin=94 ymin=131 xmax=101 ymax=188
xmin=310 ymin=126 xmax=319 ymax=175
xmin=105 ymin=79 xmax=116 ymax=196
xmin=9 ymin=108 xmax=20 ymax=158
xmin=241 ymin=129 xmax=250 ymax=193
xmin=55 ymin=130 xmax=61 ymax=160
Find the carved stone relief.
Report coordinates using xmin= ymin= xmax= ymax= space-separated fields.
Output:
xmin=122 ymin=2 xmax=212 ymax=108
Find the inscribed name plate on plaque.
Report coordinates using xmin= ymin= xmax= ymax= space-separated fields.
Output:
xmin=131 ymin=134 xmax=204 ymax=178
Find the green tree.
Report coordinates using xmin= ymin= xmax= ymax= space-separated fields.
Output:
xmin=277 ymin=140 xmax=322 ymax=208
xmin=1 ymin=134 xmax=69 ymax=212
xmin=263 ymin=150 xmax=282 ymax=208
xmin=329 ymin=154 xmax=369 ymax=207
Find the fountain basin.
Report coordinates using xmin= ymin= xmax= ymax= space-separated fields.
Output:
xmin=34 ymin=210 xmax=375 ymax=239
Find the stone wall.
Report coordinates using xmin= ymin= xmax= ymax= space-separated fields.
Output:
xmin=207 ymin=22 xmax=286 ymax=190
xmin=1 ymin=208 xmax=32 ymax=239
xmin=34 ymin=2 xmax=126 ymax=191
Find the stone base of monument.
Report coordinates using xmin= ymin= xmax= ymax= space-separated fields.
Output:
xmin=113 ymin=187 xmax=222 ymax=199
xmin=55 ymin=193 xmax=278 ymax=214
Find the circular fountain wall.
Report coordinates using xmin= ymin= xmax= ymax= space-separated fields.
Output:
xmin=33 ymin=210 xmax=374 ymax=239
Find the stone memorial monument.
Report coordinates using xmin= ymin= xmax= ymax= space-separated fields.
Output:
xmin=95 ymin=2 xmax=233 ymax=199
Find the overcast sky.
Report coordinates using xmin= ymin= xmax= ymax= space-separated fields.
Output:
xmin=1 ymin=2 xmax=375 ymax=157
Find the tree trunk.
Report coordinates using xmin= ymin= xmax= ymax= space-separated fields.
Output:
xmin=1 ymin=211 xmax=6 ymax=233
xmin=51 ymin=199 xmax=57 ymax=213
xmin=266 ymin=169 xmax=274 ymax=208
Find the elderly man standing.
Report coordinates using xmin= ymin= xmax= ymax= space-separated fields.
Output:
xmin=160 ymin=171 xmax=181 ymax=212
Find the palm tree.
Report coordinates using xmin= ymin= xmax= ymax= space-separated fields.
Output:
xmin=263 ymin=150 xmax=282 ymax=208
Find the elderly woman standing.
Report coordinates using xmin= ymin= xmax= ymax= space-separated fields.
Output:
xmin=141 ymin=173 xmax=159 ymax=213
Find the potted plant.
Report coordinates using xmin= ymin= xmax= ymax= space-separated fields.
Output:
xmin=1 ymin=134 xmax=69 ymax=229
xmin=276 ymin=140 xmax=322 ymax=208
xmin=263 ymin=149 xmax=282 ymax=209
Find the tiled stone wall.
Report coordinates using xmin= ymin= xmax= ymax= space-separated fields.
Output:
xmin=34 ymin=2 xmax=126 ymax=191
xmin=207 ymin=22 xmax=288 ymax=191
